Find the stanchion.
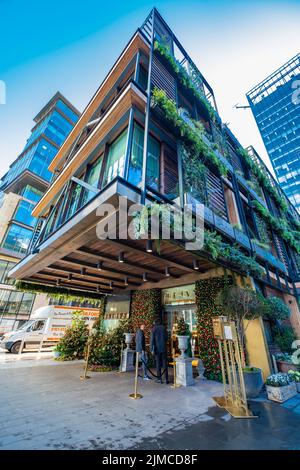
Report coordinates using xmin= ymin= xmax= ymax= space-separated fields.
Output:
xmin=117 ymin=340 xmax=124 ymax=374
xmin=170 ymin=358 xmax=181 ymax=389
xmin=129 ymin=352 xmax=143 ymax=399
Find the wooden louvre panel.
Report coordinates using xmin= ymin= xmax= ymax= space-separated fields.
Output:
xmin=151 ymin=55 xmax=176 ymax=101
xmin=206 ymin=169 xmax=228 ymax=220
xmin=160 ymin=143 xmax=178 ymax=198
xmin=273 ymin=233 xmax=290 ymax=271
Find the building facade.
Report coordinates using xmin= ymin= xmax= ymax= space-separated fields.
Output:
xmin=0 ymin=93 xmax=80 ymax=333
xmin=247 ymin=54 xmax=300 ymax=211
xmin=9 ymin=10 xmax=300 ymax=378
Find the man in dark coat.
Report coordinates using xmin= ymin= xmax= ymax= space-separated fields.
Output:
xmin=135 ymin=323 xmax=151 ymax=380
xmin=150 ymin=319 xmax=169 ymax=384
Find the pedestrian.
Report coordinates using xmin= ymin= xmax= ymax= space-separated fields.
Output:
xmin=135 ymin=323 xmax=151 ymax=381
xmin=150 ymin=319 xmax=169 ymax=384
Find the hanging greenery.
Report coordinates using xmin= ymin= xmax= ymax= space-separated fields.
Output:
xmin=238 ymin=148 xmax=288 ymax=212
xmin=195 ymin=277 xmax=232 ymax=381
xmin=252 ymin=200 xmax=300 ymax=254
xmin=130 ymin=289 xmax=161 ymax=344
xmin=15 ymin=280 xmax=104 ymax=306
xmin=151 ymin=88 xmax=228 ymax=177
xmin=154 ymin=40 xmax=218 ymax=122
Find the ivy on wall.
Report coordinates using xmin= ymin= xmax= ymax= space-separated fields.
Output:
xmin=252 ymin=200 xmax=300 ymax=254
xmin=130 ymin=289 xmax=161 ymax=343
xmin=195 ymin=277 xmax=232 ymax=381
xmin=15 ymin=281 xmax=104 ymax=306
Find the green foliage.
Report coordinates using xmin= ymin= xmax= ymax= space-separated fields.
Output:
xmin=152 ymin=88 xmax=228 ymax=177
xmin=15 ymin=281 xmax=104 ymax=305
xmin=176 ymin=317 xmax=190 ymax=336
xmin=195 ymin=277 xmax=232 ymax=381
xmin=252 ymin=200 xmax=300 ymax=254
xmin=130 ymin=289 xmax=161 ymax=345
xmin=55 ymin=312 xmax=89 ymax=360
xmin=238 ymin=148 xmax=288 ymax=212
xmin=204 ymin=230 xmax=264 ymax=278
xmin=261 ymin=296 xmax=290 ymax=322
xmin=154 ymin=40 xmax=217 ymax=121
xmin=273 ymin=325 xmax=297 ymax=354
xmin=87 ymin=319 xmax=131 ymax=368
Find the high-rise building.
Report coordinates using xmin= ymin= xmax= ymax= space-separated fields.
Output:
xmin=9 ymin=10 xmax=300 ymax=377
xmin=247 ymin=54 xmax=300 ymax=211
xmin=0 ymin=92 xmax=80 ymax=333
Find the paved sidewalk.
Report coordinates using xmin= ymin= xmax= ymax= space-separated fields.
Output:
xmin=0 ymin=358 xmax=299 ymax=450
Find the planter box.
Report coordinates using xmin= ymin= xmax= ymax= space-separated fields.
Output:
xmin=277 ymin=360 xmax=299 ymax=374
xmin=296 ymin=383 xmax=300 ymax=393
xmin=234 ymin=229 xmax=251 ymax=250
xmin=214 ymin=214 xmax=235 ymax=239
xmin=266 ymin=382 xmax=297 ymax=403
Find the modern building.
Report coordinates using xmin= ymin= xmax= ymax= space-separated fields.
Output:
xmin=0 ymin=92 xmax=80 ymax=333
xmin=9 ymin=10 xmax=300 ymax=379
xmin=247 ymin=54 xmax=300 ymax=211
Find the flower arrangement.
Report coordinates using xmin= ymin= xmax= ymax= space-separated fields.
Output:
xmin=265 ymin=373 xmax=292 ymax=387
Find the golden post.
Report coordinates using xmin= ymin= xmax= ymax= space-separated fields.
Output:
xmin=129 ymin=351 xmax=143 ymax=399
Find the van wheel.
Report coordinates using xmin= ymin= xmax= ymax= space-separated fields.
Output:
xmin=10 ymin=342 xmax=22 ymax=354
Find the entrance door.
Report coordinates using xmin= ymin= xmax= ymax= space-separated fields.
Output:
xmin=163 ymin=305 xmax=196 ymax=334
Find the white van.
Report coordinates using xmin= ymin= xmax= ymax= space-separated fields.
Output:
xmin=0 ymin=305 xmax=99 ymax=354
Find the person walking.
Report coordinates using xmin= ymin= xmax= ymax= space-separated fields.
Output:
xmin=135 ymin=323 xmax=151 ymax=381
xmin=150 ymin=319 xmax=169 ymax=384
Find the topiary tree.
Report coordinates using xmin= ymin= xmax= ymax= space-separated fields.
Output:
xmin=55 ymin=312 xmax=89 ymax=360
xmin=261 ymin=296 xmax=290 ymax=322
xmin=216 ymin=286 xmax=264 ymax=366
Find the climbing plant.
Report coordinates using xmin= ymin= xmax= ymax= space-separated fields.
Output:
xmin=151 ymin=88 xmax=228 ymax=177
xmin=195 ymin=277 xmax=232 ymax=381
xmin=130 ymin=289 xmax=161 ymax=343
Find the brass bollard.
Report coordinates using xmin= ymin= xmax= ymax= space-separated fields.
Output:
xmin=80 ymin=338 xmax=91 ymax=380
xmin=170 ymin=357 xmax=181 ymax=389
xmin=129 ymin=351 xmax=143 ymax=399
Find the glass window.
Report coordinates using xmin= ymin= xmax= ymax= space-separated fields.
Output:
xmin=103 ymin=129 xmax=127 ymax=185
xmin=64 ymin=181 xmax=83 ymax=221
xmin=44 ymin=110 xmax=73 ymax=146
xmin=0 ymin=290 xmax=35 ymax=317
xmin=29 ymin=139 xmax=56 ymax=182
xmin=18 ymin=293 xmax=35 ymax=314
xmin=128 ymin=123 xmax=160 ymax=190
xmin=14 ymin=200 xmax=37 ymax=228
xmin=31 ymin=320 xmax=45 ymax=331
xmin=56 ymin=100 xmax=79 ymax=124
xmin=2 ymin=224 xmax=33 ymax=254
xmin=0 ymin=261 xmax=16 ymax=285
xmin=4 ymin=291 xmax=23 ymax=314
xmin=82 ymin=157 xmax=102 ymax=205
xmin=21 ymin=185 xmax=43 ymax=203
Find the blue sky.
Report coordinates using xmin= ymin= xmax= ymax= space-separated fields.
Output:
xmin=0 ymin=0 xmax=299 ymax=176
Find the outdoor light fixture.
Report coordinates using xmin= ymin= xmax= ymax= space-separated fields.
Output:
xmin=124 ymin=277 xmax=128 ymax=286
xmin=97 ymin=261 xmax=103 ymax=270
xmin=143 ymin=273 xmax=148 ymax=282
xmin=56 ymin=279 xmax=61 ymax=286
xmin=68 ymin=273 xmax=73 ymax=281
xmin=97 ymin=286 xmax=101 ymax=293
xmin=146 ymin=240 xmax=153 ymax=253
xmin=109 ymin=281 xmax=113 ymax=289
xmin=193 ymin=259 xmax=199 ymax=270
xmin=118 ymin=251 xmax=125 ymax=263
xmin=80 ymin=267 xmax=86 ymax=276
xmin=165 ymin=267 xmax=170 ymax=277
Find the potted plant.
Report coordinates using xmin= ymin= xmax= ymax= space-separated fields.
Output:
xmin=288 ymin=370 xmax=300 ymax=392
xmin=124 ymin=332 xmax=134 ymax=350
xmin=176 ymin=317 xmax=191 ymax=358
xmin=275 ymin=353 xmax=299 ymax=373
xmin=216 ymin=286 xmax=265 ymax=398
xmin=266 ymin=373 xmax=297 ymax=403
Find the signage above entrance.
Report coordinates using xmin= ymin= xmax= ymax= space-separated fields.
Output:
xmin=162 ymin=285 xmax=195 ymax=306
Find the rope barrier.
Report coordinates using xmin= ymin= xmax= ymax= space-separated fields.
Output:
xmin=139 ymin=354 xmax=168 ymax=380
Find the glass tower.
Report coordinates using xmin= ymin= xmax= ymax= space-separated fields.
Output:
xmin=247 ymin=54 xmax=300 ymax=211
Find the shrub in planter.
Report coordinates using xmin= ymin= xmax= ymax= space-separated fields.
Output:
xmin=273 ymin=325 xmax=296 ymax=354
xmin=242 ymin=367 xmax=264 ymax=398
xmin=266 ymin=373 xmax=297 ymax=403
xmin=275 ymin=353 xmax=299 ymax=373
xmin=288 ymin=370 xmax=300 ymax=392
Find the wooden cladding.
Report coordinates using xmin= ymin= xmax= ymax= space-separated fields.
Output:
xmin=152 ymin=55 xmax=176 ymax=101
xmin=206 ymin=170 xmax=228 ymax=220
xmin=160 ymin=143 xmax=178 ymax=198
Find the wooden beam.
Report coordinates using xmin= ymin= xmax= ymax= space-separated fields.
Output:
xmin=27 ymin=277 xmax=111 ymax=294
xmin=38 ymin=271 xmax=126 ymax=290
xmin=62 ymin=256 xmax=159 ymax=282
xmin=45 ymin=264 xmax=140 ymax=287
xmin=76 ymin=247 xmax=172 ymax=277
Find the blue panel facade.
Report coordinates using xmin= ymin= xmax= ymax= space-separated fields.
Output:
xmin=247 ymin=54 xmax=300 ymax=211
